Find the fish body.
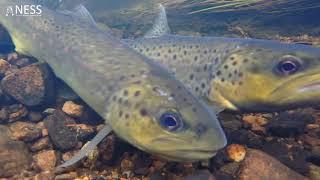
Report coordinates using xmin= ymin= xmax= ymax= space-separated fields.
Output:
xmin=124 ymin=6 xmax=320 ymax=112
xmin=0 ymin=1 xmax=226 ymax=161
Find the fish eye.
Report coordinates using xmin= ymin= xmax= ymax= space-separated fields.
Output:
xmin=160 ymin=111 xmax=183 ymax=131
xmin=277 ymin=56 xmax=301 ymax=75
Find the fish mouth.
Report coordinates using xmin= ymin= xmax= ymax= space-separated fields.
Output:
xmin=298 ymin=81 xmax=320 ymax=92
xmin=156 ymin=148 xmax=219 ymax=161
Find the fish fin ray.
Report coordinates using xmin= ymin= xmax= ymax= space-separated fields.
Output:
xmin=59 ymin=4 xmax=97 ymax=27
xmin=55 ymin=125 xmax=112 ymax=171
xmin=144 ymin=4 xmax=170 ymax=38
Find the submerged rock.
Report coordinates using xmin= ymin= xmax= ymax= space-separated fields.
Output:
xmin=267 ymin=111 xmax=314 ymax=137
xmin=44 ymin=110 xmax=78 ymax=151
xmin=1 ymin=63 xmax=55 ymax=106
xmin=0 ymin=59 xmax=10 ymax=78
xmin=9 ymin=121 xmax=42 ymax=142
xmin=0 ymin=141 xmax=31 ymax=177
xmin=62 ymin=101 xmax=84 ymax=118
xmin=33 ymin=150 xmax=59 ymax=171
xmin=238 ymin=149 xmax=307 ymax=180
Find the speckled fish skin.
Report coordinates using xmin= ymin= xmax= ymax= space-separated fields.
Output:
xmin=0 ymin=1 xmax=226 ymax=161
xmin=126 ymin=35 xmax=320 ymax=112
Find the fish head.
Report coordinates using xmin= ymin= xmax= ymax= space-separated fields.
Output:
xmin=107 ymin=70 xmax=226 ymax=161
xmin=209 ymin=40 xmax=320 ymax=112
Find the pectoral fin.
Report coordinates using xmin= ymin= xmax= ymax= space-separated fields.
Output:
xmin=55 ymin=125 xmax=112 ymax=171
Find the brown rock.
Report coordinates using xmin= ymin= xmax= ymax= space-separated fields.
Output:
xmin=9 ymin=121 xmax=42 ymax=142
xmin=1 ymin=63 xmax=55 ymax=106
xmin=0 ymin=108 xmax=9 ymax=122
xmin=29 ymin=137 xmax=51 ymax=152
xmin=28 ymin=111 xmax=43 ymax=122
xmin=33 ymin=150 xmax=59 ymax=171
xmin=0 ymin=141 xmax=31 ymax=177
xmin=238 ymin=149 xmax=307 ymax=180
xmin=0 ymin=59 xmax=10 ymax=77
xmin=33 ymin=171 xmax=54 ymax=180
xmin=62 ymin=101 xmax=84 ymax=118
xmin=7 ymin=104 xmax=28 ymax=122
xmin=226 ymin=144 xmax=246 ymax=162
xmin=0 ymin=125 xmax=11 ymax=144
xmin=67 ymin=124 xmax=96 ymax=141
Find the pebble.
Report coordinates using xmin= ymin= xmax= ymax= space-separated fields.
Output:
xmin=29 ymin=137 xmax=51 ymax=152
xmin=226 ymin=144 xmax=246 ymax=162
xmin=7 ymin=104 xmax=28 ymax=122
xmin=0 ymin=59 xmax=10 ymax=77
xmin=267 ymin=112 xmax=314 ymax=137
xmin=0 ymin=108 xmax=9 ymax=123
xmin=0 ymin=141 xmax=31 ymax=177
xmin=62 ymin=101 xmax=84 ymax=118
xmin=0 ymin=125 xmax=11 ymax=144
xmin=67 ymin=124 xmax=96 ymax=142
xmin=44 ymin=110 xmax=78 ymax=151
xmin=9 ymin=121 xmax=42 ymax=142
xmin=1 ymin=63 xmax=55 ymax=106
xmin=219 ymin=162 xmax=241 ymax=176
xmin=238 ymin=149 xmax=307 ymax=180
xmin=33 ymin=150 xmax=59 ymax=171
xmin=309 ymin=163 xmax=320 ymax=180
xmin=27 ymin=111 xmax=43 ymax=122
xmin=183 ymin=170 xmax=215 ymax=180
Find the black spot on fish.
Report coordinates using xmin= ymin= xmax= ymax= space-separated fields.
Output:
xmin=194 ymin=56 xmax=198 ymax=62
xmin=134 ymin=91 xmax=141 ymax=97
xmin=224 ymin=65 xmax=228 ymax=69
xmin=157 ymin=52 xmax=161 ymax=56
xmin=239 ymin=81 xmax=243 ymax=85
xmin=124 ymin=100 xmax=130 ymax=106
xmin=173 ymin=54 xmax=177 ymax=59
xmin=228 ymin=73 xmax=232 ymax=78
xmin=184 ymin=50 xmax=187 ymax=55
xmin=234 ymin=70 xmax=238 ymax=75
xmin=232 ymin=61 xmax=237 ymax=66
xmin=201 ymin=83 xmax=206 ymax=89
xmin=204 ymin=64 xmax=208 ymax=71
xmin=120 ymin=76 xmax=125 ymax=80
xmin=123 ymin=90 xmax=129 ymax=96
xmin=230 ymin=56 xmax=235 ymax=61
xmin=168 ymin=49 xmax=172 ymax=53
xmin=204 ymin=50 xmax=208 ymax=54
xmin=192 ymin=107 xmax=197 ymax=112
xmin=243 ymin=58 xmax=249 ymax=63
xmin=214 ymin=57 xmax=219 ymax=64
xmin=221 ymin=78 xmax=225 ymax=82
xmin=119 ymin=111 xmax=123 ymax=117
xmin=118 ymin=98 xmax=122 ymax=104
xmin=195 ymin=87 xmax=199 ymax=92
xmin=140 ymin=109 xmax=148 ymax=116
xmin=125 ymin=114 xmax=130 ymax=119
xmin=213 ymin=49 xmax=217 ymax=53
xmin=189 ymin=74 xmax=194 ymax=80
xmin=239 ymin=72 xmax=243 ymax=77
xmin=216 ymin=71 xmax=221 ymax=76
xmin=112 ymin=96 xmax=117 ymax=101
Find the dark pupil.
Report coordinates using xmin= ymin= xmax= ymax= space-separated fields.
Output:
xmin=163 ymin=115 xmax=177 ymax=127
xmin=281 ymin=61 xmax=296 ymax=72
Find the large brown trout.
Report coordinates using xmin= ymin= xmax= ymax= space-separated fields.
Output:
xmin=0 ymin=1 xmax=226 ymax=167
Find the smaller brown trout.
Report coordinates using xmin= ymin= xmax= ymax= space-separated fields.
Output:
xmin=125 ymin=5 xmax=320 ymax=112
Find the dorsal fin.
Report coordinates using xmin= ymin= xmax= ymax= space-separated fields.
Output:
xmin=144 ymin=4 xmax=170 ymax=38
xmin=59 ymin=4 xmax=97 ymax=27
xmin=35 ymin=0 xmax=88 ymax=10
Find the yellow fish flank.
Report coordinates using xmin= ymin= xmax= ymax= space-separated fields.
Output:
xmin=0 ymin=0 xmax=226 ymax=165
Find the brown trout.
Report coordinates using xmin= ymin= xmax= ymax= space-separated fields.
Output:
xmin=125 ymin=5 xmax=320 ymax=112
xmin=0 ymin=0 xmax=226 ymax=167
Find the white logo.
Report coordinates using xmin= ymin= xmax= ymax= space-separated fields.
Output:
xmin=5 ymin=5 xmax=42 ymax=16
